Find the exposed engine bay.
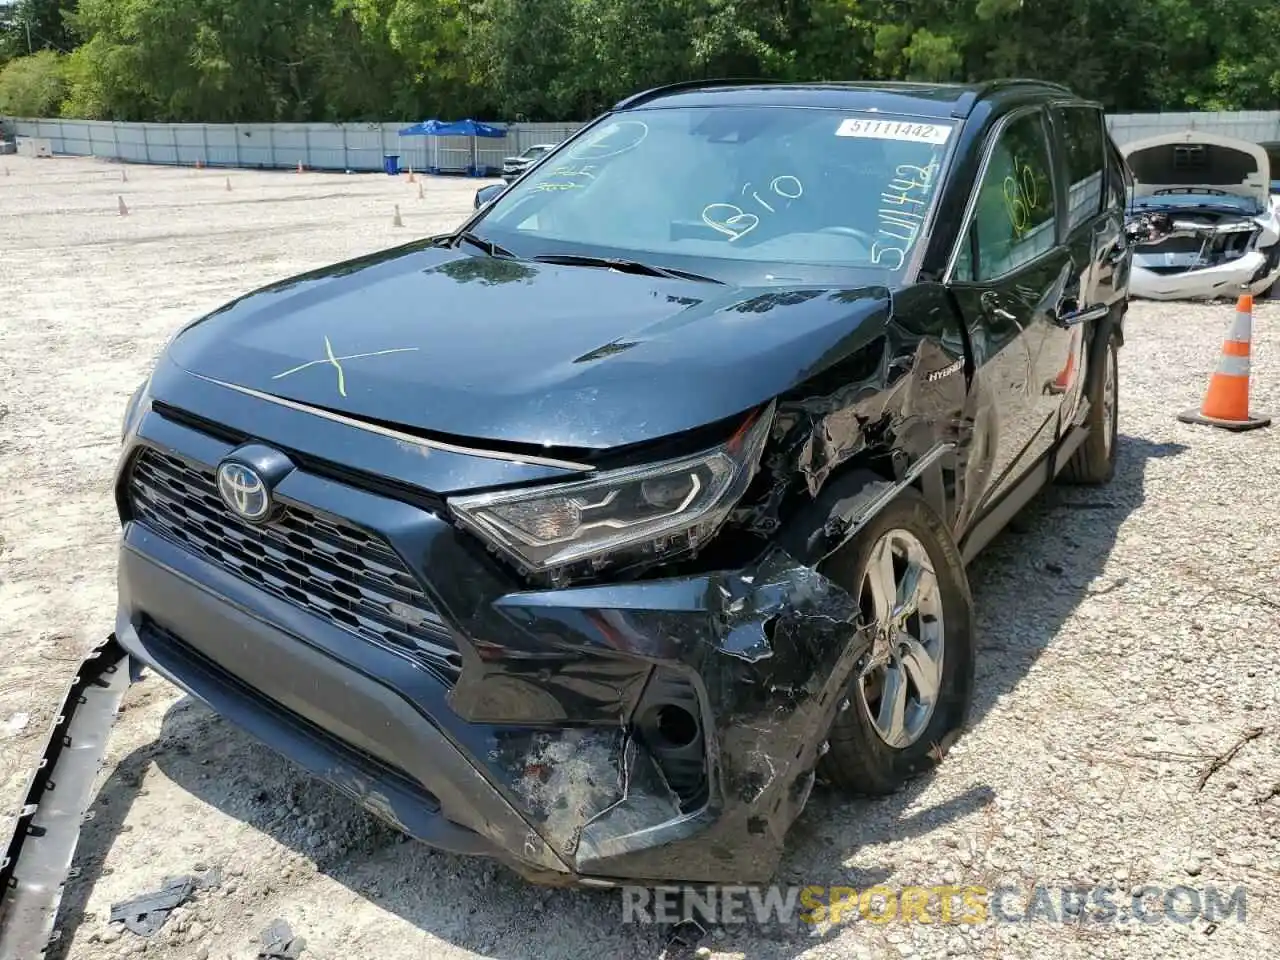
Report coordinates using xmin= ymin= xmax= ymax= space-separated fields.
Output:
xmin=1122 ymin=131 xmax=1280 ymax=300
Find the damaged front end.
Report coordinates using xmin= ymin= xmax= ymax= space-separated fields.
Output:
xmin=113 ymin=285 xmax=961 ymax=887
xmin=112 ymin=376 xmax=897 ymax=888
xmin=481 ymin=547 xmax=872 ymax=884
xmin=1122 ymin=130 xmax=1280 ymax=300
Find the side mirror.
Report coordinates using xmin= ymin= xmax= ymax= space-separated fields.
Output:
xmin=474 ymin=183 xmax=506 ymax=210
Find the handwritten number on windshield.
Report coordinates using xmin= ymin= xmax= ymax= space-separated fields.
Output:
xmin=530 ymin=162 xmax=598 ymax=193
xmin=702 ymin=175 xmax=804 ymax=242
xmin=871 ymin=162 xmax=939 ymax=268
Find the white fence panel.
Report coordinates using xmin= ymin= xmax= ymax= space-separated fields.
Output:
xmin=172 ymin=124 xmax=205 ymax=164
xmin=143 ymin=123 xmax=179 ymax=164
xmin=1105 ymin=110 xmax=1280 ymax=146
xmin=204 ymin=124 xmax=239 ymax=167
xmin=237 ymin=124 xmax=277 ymax=167
xmin=307 ymin=124 xmax=346 ymax=170
xmin=268 ymin=123 xmax=309 ymax=168
xmin=116 ymin=123 xmax=148 ymax=163
xmin=348 ymin=124 xmax=393 ymax=172
xmin=7 ymin=111 xmax=1279 ymax=171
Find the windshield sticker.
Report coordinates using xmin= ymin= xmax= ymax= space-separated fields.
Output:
xmin=871 ymin=161 xmax=941 ymax=270
xmin=568 ymin=120 xmax=649 ymax=161
xmin=836 ymin=118 xmax=953 ymax=144
xmin=702 ymin=175 xmax=805 ymax=242
xmin=1003 ymin=159 xmax=1040 ymax=236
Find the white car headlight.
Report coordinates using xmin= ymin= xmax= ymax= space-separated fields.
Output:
xmin=449 ymin=404 xmax=774 ymax=575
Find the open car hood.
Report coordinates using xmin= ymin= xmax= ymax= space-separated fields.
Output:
xmin=1123 ymin=130 xmax=1271 ymax=207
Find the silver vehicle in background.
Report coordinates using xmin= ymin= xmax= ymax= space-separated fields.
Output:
xmin=1124 ymin=130 xmax=1280 ymax=300
xmin=501 ymin=143 xmax=555 ymax=182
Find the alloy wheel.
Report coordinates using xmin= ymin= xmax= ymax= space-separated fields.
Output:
xmin=857 ymin=529 xmax=946 ymax=749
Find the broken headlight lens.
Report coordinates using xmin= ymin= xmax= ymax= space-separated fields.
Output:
xmin=449 ymin=404 xmax=774 ymax=574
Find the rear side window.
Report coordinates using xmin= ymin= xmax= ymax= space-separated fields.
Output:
xmin=1056 ymin=105 xmax=1105 ymax=231
xmin=962 ymin=109 xmax=1057 ymax=281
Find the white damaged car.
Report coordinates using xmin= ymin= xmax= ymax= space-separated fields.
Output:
xmin=1123 ymin=130 xmax=1280 ymax=300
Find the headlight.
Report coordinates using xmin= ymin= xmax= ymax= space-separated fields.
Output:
xmin=449 ymin=403 xmax=774 ymax=576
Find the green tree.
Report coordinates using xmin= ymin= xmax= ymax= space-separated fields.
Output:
xmin=0 ymin=47 xmax=66 ymax=114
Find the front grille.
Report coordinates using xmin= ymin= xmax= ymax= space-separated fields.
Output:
xmin=128 ymin=447 xmax=461 ymax=679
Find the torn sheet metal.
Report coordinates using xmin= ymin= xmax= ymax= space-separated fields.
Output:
xmin=483 ymin=549 xmax=871 ymax=884
xmin=109 ymin=868 xmax=221 ymax=937
xmin=436 ymin=291 xmax=964 ymax=884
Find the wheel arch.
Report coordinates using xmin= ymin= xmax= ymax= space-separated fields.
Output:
xmin=773 ymin=443 xmax=958 ymax=570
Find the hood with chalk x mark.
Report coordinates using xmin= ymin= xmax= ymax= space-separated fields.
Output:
xmin=165 ymin=240 xmax=894 ymax=450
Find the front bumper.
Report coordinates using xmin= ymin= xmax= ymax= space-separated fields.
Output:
xmin=114 ymin=396 xmax=870 ymax=885
xmin=1131 ymin=250 xmax=1280 ymax=300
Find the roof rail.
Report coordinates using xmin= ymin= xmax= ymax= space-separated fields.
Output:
xmin=951 ymin=78 xmax=1076 ymax=117
xmin=612 ymin=78 xmax=771 ymax=111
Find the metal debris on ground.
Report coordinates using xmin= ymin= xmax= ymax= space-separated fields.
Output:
xmin=659 ymin=917 xmax=707 ymax=959
xmin=108 ymin=867 xmax=222 ymax=936
xmin=258 ymin=918 xmax=307 ymax=959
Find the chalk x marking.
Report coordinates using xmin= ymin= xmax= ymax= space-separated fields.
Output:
xmin=272 ymin=336 xmax=418 ymax=398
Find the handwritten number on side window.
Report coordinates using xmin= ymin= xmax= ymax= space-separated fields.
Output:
xmin=1002 ymin=160 xmax=1039 ymax=237
xmin=702 ymin=175 xmax=803 ymax=242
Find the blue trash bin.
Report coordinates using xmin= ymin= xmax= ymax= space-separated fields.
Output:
xmin=383 ymin=154 xmax=401 ymax=175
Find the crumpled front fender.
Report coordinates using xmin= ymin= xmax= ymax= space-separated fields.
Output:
xmin=447 ymin=547 xmax=871 ymax=884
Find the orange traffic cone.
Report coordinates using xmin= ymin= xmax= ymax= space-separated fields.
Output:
xmin=1177 ymin=294 xmax=1272 ymax=431
xmin=117 ymin=195 xmax=128 ymax=216
xmin=1045 ymin=327 xmax=1079 ymax=395
xmin=407 ymin=166 xmax=415 ymax=183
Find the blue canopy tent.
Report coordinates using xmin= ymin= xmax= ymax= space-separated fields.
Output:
xmin=397 ymin=119 xmax=507 ymax=176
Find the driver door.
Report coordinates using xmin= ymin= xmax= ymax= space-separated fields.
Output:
xmin=947 ymin=106 xmax=1077 ymax=513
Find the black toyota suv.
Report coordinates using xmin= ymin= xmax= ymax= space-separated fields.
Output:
xmin=115 ymin=79 xmax=1133 ymax=886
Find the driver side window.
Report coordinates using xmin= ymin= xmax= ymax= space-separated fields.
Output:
xmin=958 ymin=110 xmax=1057 ymax=282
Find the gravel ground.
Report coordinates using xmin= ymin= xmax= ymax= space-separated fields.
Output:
xmin=1 ymin=154 xmax=1278 ymax=960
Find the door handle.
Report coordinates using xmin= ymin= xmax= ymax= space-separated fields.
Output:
xmin=1053 ymin=302 xmax=1109 ymax=327
xmin=979 ymin=290 xmax=1018 ymax=323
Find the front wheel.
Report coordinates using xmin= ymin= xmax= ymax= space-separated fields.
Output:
xmin=818 ymin=484 xmax=975 ymax=797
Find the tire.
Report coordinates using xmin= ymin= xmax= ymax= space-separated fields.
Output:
xmin=817 ymin=484 xmax=975 ymax=797
xmin=1060 ymin=325 xmax=1119 ymax=485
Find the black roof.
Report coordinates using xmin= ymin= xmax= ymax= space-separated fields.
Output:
xmin=613 ymin=79 xmax=1079 ymax=119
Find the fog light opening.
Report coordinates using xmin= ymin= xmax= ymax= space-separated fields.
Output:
xmin=653 ymin=704 xmax=699 ymax=749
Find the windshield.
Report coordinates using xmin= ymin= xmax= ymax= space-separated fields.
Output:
xmin=471 ymin=106 xmax=957 ymax=284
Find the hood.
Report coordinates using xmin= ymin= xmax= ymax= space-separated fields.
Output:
xmin=1122 ymin=130 xmax=1271 ymax=207
xmin=165 ymin=243 xmax=890 ymax=450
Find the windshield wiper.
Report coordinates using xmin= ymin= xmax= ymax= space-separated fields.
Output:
xmin=448 ymin=231 xmax=516 ymax=259
xmin=532 ymin=254 xmax=723 ymax=284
